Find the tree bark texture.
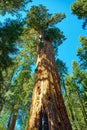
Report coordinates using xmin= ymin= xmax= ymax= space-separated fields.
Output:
xmin=28 ymin=38 xmax=72 ymax=130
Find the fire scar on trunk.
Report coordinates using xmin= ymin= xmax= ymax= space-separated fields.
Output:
xmin=27 ymin=39 xmax=72 ymax=130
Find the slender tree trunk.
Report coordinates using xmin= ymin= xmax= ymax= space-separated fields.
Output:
xmin=28 ymin=37 xmax=72 ymax=130
xmin=73 ymin=107 xmax=83 ymax=130
xmin=8 ymin=109 xmax=18 ymax=130
xmin=76 ymin=86 xmax=87 ymax=125
xmin=67 ymin=101 xmax=81 ymax=130
xmin=63 ymin=84 xmax=79 ymax=130
xmin=8 ymin=114 xmax=11 ymax=129
xmin=0 ymin=104 xmax=3 ymax=112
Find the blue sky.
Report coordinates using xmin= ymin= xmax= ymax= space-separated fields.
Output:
xmin=0 ymin=0 xmax=87 ymax=74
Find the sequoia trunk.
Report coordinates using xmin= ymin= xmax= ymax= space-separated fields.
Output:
xmin=28 ymin=38 xmax=72 ymax=130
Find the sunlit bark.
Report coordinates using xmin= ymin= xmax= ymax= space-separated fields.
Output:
xmin=28 ymin=37 xmax=72 ymax=130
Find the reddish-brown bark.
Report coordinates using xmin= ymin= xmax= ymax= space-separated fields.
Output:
xmin=27 ymin=37 xmax=72 ymax=130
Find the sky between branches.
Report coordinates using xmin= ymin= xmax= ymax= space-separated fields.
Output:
xmin=27 ymin=0 xmax=87 ymax=74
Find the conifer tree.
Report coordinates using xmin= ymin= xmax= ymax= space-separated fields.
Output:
xmin=22 ymin=5 xmax=72 ymax=130
xmin=0 ymin=19 xmax=23 ymax=112
xmin=65 ymin=62 xmax=87 ymax=130
xmin=3 ymin=50 xmax=34 ymax=130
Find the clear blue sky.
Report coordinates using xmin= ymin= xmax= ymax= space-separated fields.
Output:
xmin=1 ymin=0 xmax=87 ymax=74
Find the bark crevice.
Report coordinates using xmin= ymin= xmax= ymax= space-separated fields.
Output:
xmin=27 ymin=38 xmax=72 ymax=130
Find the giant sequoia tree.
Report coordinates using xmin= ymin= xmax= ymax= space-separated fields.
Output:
xmin=22 ymin=5 xmax=72 ymax=130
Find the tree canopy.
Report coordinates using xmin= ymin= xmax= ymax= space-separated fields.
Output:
xmin=21 ymin=4 xmax=66 ymax=58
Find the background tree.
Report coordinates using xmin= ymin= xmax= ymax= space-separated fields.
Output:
xmin=0 ymin=19 xmax=23 ymax=113
xmin=64 ymin=2 xmax=87 ymax=129
xmin=0 ymin=49 xmax=34 ymax=130
xmin=65 ymin=62 xmax=87 ymax=130
xmin=64 ymin=20 xmax=87 ymax=129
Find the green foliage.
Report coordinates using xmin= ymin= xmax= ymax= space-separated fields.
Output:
xmin=26 ymin=4 xmax=51 ymax=31
xmin=20 ymin=28 xmax=40 ymax=58
xmin=0 ymin=110 xmax=9 ymax=130
xmin=26 ymin=5 xmax=65 ymax=31
xmin=65 ymin=3 xmax=87 ymax=126
xmin=71 ymin=0 xmax=87 ymax=19
xmin=65 ymin=60 xmax=87 ymax=129
xmin=0 ymin=19 xmax=23 ymax=69
xmin=77 ymin=36 xmax=87 ymax=69
xmin=0 ymin=50 xmax=34 ymax=129
xmin=56 ymin=58 xmax=68 ymax=90
xmin=46 ymin=27 xmax=66 ymax=45
xmin=4 ymin=52 xmax=34 ymax=111
xmin=71 ymin=0 xmax=87 ymax=28
xmin=23 ymin=4 xmax=66 ymax=57
xmin=0 ymin=19 xmax=24 ymax=112
xmin=65 ymin=73 xmax=87 ymax=130
xmin=0 ymin=65 xmax=16 ymax=112
xmin=56 ymin=58 xmax=68 ymax=77
xmin=0 ymin=0 xmax=31 ymax=14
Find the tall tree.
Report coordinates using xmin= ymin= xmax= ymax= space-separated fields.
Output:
xmin=64 ymin=35 xmax=87 ymax=130
xmin=22 ymin=5 xmax=72 ymax=130
xmin=65 ymin=62 xmax=87 ymax=130
xmin=0 ymin=19 xmax=23 ymax=112
xmin=4 ymin=50 xmax=34 ymax=130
